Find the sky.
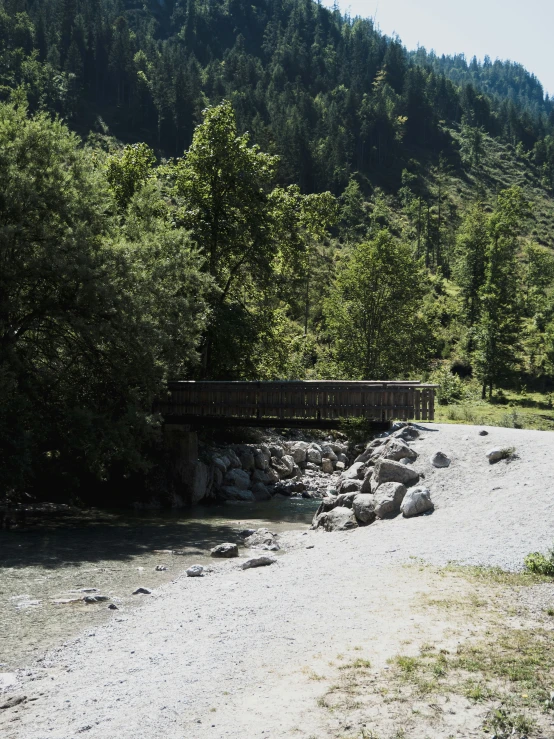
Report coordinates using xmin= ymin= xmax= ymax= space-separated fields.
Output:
xmin=323 ymin=0 xmax=554 ymax=96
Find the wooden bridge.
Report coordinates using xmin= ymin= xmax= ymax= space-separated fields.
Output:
xmin=157 ymin=380 xmax=438 ymax=429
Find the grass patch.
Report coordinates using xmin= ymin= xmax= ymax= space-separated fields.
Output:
xmin=432 ymin=388 xmax=554 ymax=431
xmin=443 ymin=563 xmax=552 ymax=586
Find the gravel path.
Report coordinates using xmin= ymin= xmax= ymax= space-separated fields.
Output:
xmin=2 ymin=423 xmax=554 ymax=739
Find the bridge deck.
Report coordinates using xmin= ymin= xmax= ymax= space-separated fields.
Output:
xmin=157 ymin=381 xmax=438 ymax=428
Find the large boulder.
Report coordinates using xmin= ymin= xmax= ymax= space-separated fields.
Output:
xmin=269 ymin=444 xmax=284 ymax=459
xmin=321 ymin=446 xmax=338 ymax=462
xmin=187 ymin=460 xmax=209 ymax=504
xmin=271 ymin=454 xmax=295 ymax=479
xmin=251 ymin=483 xmax=272 ymax=501
xmin=340 ymin=462 xmax=366 ymax=481
xmin=401 ymin=487 xmax=434 ymax=518
xmin=372 ymin=459 xmax=419 ymax=487
xmin=289 ymin=441 xmax=309 ymax=464
xmin=252 ymin=469 xmax=272 ymax=484
xmin=219 ymin=486 xmax=256 ymax=502
xmin=360 ymin=471 xmax=378 ymax=496
xmin=381 ymin=439 xmax=418 ymax=463
xmin=374 ymin=482 xmax=407 ymax=519
xmin=307 ymin=447 xmax=322 ymax=465
xmin=224 ymin=468 xmax=250 ymax=490
xmin=254 ymin=451 xmax=269 ymax=471
xmin=352 ymin=494 xmax=376 ymax=524
xmin=212 ymin=457 xmax=227 ymax=474
xmin=321 ymin=458 xmax=334 ymax=474
xmin=226 ymin=449 xmax=242 ymax=468
xmin=313 ymin=506 xmax=358 ymax=532
xmin=338 ymin=478 xmax=363 ymax=494
xmin=211 ymin=542 xmax=239 ymax=558
xmin=244 ymin=528 xmax=279 ymax=550
xmin=238 ymin=449 xmax=255 ymax=471
xmin=392 ymin=426 xmax=420 ymax=441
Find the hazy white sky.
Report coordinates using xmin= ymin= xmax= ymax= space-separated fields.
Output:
xmin=323 ymin=0 xmax=554 ymax=96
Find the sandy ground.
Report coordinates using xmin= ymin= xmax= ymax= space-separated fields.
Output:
xmin=2 ymin=423 xmax=554 ymax=739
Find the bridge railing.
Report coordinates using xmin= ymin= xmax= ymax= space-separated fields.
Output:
xmin=157 ymin=380 xmax=438 ymax=424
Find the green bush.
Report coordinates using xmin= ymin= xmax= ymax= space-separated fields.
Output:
xmin=430 ymin=366 xmax=466 ymax=405
xmin=524 ymin=549 xmax=554 ymax=576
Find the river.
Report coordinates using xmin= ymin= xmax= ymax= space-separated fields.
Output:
xmin=0 ymin=498 xmax=318 ymax=671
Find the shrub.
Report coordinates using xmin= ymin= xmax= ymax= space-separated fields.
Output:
xmin=524 ymin=548 xmax=554 ymax=576
xmin=430 ymin=366 xmax=466 ymax=405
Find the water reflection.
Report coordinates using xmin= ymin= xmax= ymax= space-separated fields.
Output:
xmin=0 ymin=498 xmax=318 ymax=669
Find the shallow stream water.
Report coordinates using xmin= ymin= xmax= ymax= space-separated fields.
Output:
xmin=0 ymin=498 xmax=318 ymax=670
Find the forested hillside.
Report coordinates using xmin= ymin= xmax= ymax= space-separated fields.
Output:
xmin=2 ymin=0 xmax=554 ymax=502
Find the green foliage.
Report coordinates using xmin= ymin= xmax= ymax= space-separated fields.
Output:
xmin=474 ymin=187 xmax=528 ymax=398
xmin=524 ymin=548 xmax=554 ymax=576
xmin=0 ymin=101 xmax=209 ymax=499
xmin=106 ymin=143 xmax=156 ymax=211
xmin=324 ymin=230 xmax=434 ymax=379
xmin=429 ymin=366 xmax=466 ymax=405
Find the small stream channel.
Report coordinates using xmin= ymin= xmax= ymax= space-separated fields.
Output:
xmin=0 ymin=498 xmax=318 ymax=671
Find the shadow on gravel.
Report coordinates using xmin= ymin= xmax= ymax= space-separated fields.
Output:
xmin=0 ymin=500 xmax=316 ymax=570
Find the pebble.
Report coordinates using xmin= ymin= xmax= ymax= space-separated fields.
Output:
xmin=186 ymin=565 xmax=204 ymax=578
xmin=132 ymin=587 xmax=151 ymax=595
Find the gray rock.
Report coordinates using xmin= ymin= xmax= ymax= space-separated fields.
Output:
xmin=238 ymin=450 xmax=255 ymax=471
xmin=374 ymin=482 xmax=407 ymax=519
xmin=226 ymin=449 xmax=242 ymax=468
xmin=210 ymin=543 xmax=239 ymax=558
xmin=212 ymin=457 xmax=227 ymax=474
xmin=289 ymin=441 xmax=309 ymax=464
xmin=339 ymin=478 xmax=363 ymax=494
xmin=219 ymin=455 xmax=231 ymax=470
xmin=83 ymin=595 xmax=109 ymax=604
xmin=479 ymin=430 xmax=489 ymax=436
xmin=251 ymin=482 xmax=272 ymax=501
xmin=381 ymin=438 xmax=418 ymax=462
xmin=107 ymin=603 xmax=118 ymax=610
xmin=265 ymin=467 xmax=280 ymax=484
xmin=155 ymin=565 xmax=168 ymax=571
xmin=321 ymin=458 xmax=334 ymax=474
xmin=241 ymin=556 xmax=277 ymax=570
xmin=305 ymin=462 xmax=319 ymax=471
xmin=372 ymin=459 xmax=419 ymax=487
xmin=224 ymin=468 xmax=251 ymax=490
xmin=400 ymin=487 xmax=434 ymax=518
xmin=321 ymin=446 xmax=338 ymax=462
xmin=352 ymin=494 xmax=376 ymax=524
xmin=186 ymin=565 xmax=204 ymax=577
xmin=271 ymin=454 xmax=295 ymax=479
xmin=392 ymin=426 xmax=420 ymax=441
xmin=132 ymin=587 xmax=151 ymax=595
xmin=189 ymin=460 xmax=209 ymax=504
xmin=252 ymin=469 xmax=271 ymax=484
xmin=307 ymin=448 xmax=322 ymax=465
xmin=340 ymin=462 xmax=366 ymax=480
xmin=430 ymin=451 xmax=451 ymax=468
xmin=244 ymin=528 xmax=280 ymax=551
xmin=486 ymin=448 xmax=504 ymax=463
xmin=360 ymin=470 xmax=379 ymax=496
xmin=314 ymin=506 xmax=358 ymax=532
xmin=219 ymin=486 xmax=256 ymax=502
xmin=335 ymin=461 xmax=346 ymax=471
xmin=268 ymin=444 xmax=284 ymax=459
xmin=337 ymin=453 xmax=349 ymax=465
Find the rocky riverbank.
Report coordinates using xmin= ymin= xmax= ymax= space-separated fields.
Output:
xmin=2 ymin=423 xmax=554 ymax=739
xmin=181 ymin=431 xmax=358 ymax=506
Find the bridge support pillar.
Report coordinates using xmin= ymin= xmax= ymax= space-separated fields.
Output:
xmin=163 ymin=424 xmax=207 ymax=506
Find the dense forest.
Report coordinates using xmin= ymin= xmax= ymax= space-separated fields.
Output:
xmin=2 ymin=0 xmax=554 ymax=503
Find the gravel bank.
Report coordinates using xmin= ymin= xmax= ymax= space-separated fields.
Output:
xmin=2 ymin=423 xmax=554 ymax=739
